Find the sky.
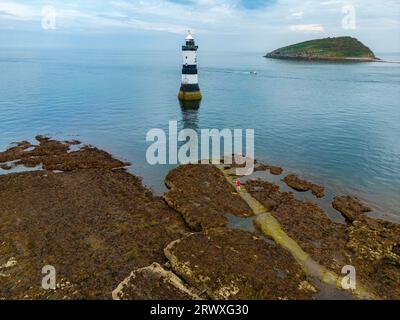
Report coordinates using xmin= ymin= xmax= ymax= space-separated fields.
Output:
xmin=0 ymin=0 xmax=399 ymax=52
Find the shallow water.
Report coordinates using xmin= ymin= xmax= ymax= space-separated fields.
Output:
xmin=0 ymin=48 xmax=399 ymax=218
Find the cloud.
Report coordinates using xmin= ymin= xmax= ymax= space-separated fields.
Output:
xmin=291 ymin=11 xmax=304 ymax=18
xmin=0 ymin=0 xmax=399 ymax=51
xmin=0 ymin=2 xmax=39 ymax=20
xmin=289 ymin=24 xmax=325 ymax=32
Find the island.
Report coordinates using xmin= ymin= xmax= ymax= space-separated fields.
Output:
xmin=265 ymin=36 xmax=379 ymax=61
xmin=1 ymin=136 xmax=399 ymax=300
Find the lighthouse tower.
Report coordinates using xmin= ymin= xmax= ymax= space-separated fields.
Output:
xmin=178 ymin=31 xmax=202 ymax=101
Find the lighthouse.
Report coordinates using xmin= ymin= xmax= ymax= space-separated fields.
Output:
xmin=178 ymin=31 xmax=202 ymax=102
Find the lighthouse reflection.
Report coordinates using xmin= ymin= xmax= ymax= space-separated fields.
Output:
xmin=179 ymin=99 xmax=201 ymax=131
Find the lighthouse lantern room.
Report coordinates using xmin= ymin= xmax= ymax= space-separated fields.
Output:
xmin=178 ymin=31 xmax=202 ymax=101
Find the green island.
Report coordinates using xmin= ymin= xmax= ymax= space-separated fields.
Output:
xmin=265 ymin=36 xmax=379 ymax=61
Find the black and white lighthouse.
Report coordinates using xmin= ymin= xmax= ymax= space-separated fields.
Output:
xmin=178 ymin=31 xmax=202 ymax=102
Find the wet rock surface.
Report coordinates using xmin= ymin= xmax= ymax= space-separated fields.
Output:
xmin=164 ymin=164 xmax=253 ymax=231
xmin=0 ymin=139 xmax=189 ymax=299
xmin=254 ymin=163 xmax=283 ymax=175
xmin=164 ymin=228 xmax=316 ymax=300
xmin=393 ymin=245 xmax=400 ymax=257
xmin=346 ymin=217 xmax=400 ymax=299
xmin=332 ymin=196 xmax=372 ymax=222
xmin=246 ymin=179 xmax=400 ymax=299
xmin=246 ymin=180 xmax=348 ymax=271
xmin=0 ymin=140 xmax=33 ymax=164
xmin=1 ymin=137 xmax=399 ymax=300
xmin=283 ymin=173 xmax=325 ymax=198
xmin=0 ymin=135 xmax=128 ymax=172
xmin=112 ymin=263 xmax=201 ymax=300
xmin=245 ymin=179 xmax=294 ymax=211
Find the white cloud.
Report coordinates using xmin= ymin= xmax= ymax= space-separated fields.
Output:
xmin=0 ymin=0 xmax=398 ymax=35
xmin=291 ymin=11 xmax=304 ymax=18
xmin=0 ymin=2 xmax=39 ymax=20
xmin=289 ymin=24 xmax=325 ymax=32
xmin=0 ymin=0 xmax=398 ymax=51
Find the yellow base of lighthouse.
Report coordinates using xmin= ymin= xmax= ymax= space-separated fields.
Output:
xmin=178 ymin=90 xmax=202 ymax=101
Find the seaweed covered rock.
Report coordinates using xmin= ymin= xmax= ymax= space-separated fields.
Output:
xmin=246 ymin=179 xmax=347 ymax=271
xmin=245 ymin=179 xmax=294 ymax=211
xmin=112 ymin=263 xmax=201 ymax=300
xmin=0 ymin=140 xmax=33 ymax=164
xmin=283 ymin=173 xmax=325 ymax=198
xmin=346 ymin=217 xmax=400 ymax=299
xmin=0 ymin=135 xmax=128 ymax=172
xmin=164 ymin=165 xmax=253 ymax=231
xmin=246 ymin=179 xmax=400 ymax=299
xmin=393 ymin=245 xmax=400 ymax=257
xmin=164 ymin=228 xmax=317 ymax=300
xmin=332 ymin=196 xmax=372 ymax=222
xmin=254 ymin=163 xmax=283 ymax=175
xmin=0 ymin=139 xmax=189 ymax=300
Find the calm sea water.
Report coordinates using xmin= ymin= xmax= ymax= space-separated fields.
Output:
xmin=0 ymin=48 xmax=399 ymax=219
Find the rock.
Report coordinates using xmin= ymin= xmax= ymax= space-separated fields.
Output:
xmin=246 ymin=179 xmax=294 ymax=211
xmin=332 ymin=196 xmax=372 ymax=222
xmin=347 ymin=218 xmax=400 ymax=263
xmin=0 ymin=164 xmax=12 ymax=170
xmin=393 ymin=245 xmax=400 ymax=257
xmin=2 ymin=137 xmax=399 ymax=301
xmin=0 ymin=140 xmax=33 ymax=163
xmin=0 ymin=138 xmax=189 ymax=299
xmin=247 ymin=179 xmax=400 ymax=299
xmin=283 ymin=174 xmax=310 ymax=192
xmin=164 ymin=228 xmax=316 ymax=300
xmin=164 ymin=165 xmax=253 ymax=231
xmin=298 ymin=281 xmax=318 ymax=293
xmin=0 ymin=257 xmax=17 ymax=269
xmin=269 ymin=166 xmax=284 ymax=175
xmin=0 ymin=136 xmax=129 ymax=172
xmin=254 ymin=163 xmax=283 ymax=175
xmin=112 ymin=263 xmax=201 ymax=300
xmin=346 ymin=217 xmax=400 ymax=299
xmin=246 ymin=179 xmax=347 ymax=271
xmin=310 ymin=184 xmax=325 ymax=198
xmin=283 ymin=174 xmax=325 ymax=198
xmin=64 ymin=140 xmax=81 ymax=145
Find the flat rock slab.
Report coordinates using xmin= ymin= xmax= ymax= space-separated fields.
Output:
xmin=254 ymin=163 xmax=283 ymax=175
xmin=246 ymin=179 xmax=347 ymax=272
xmin=283 ymin=174 xmax=325 ymax=198
xmin=0 ymin=139 xmax=189 ymax=300
xmin=246 ymin=179 xmax=400 ymax=299
xmin=332 ymin=194 xmax=400 ymax=299
xmin=112 ymin=263 xmax=201 ymax=300
xmin=347 ymin=217 xmax=400 ymax=299
xmin=164 ymin=228 xmax=317 ymax=300
xmin=164 ymin=165 xmax=253 ymax=231
xmin=332 ymin=196 xmax=371 ymax=222
xmin=0 ymin=135 xmax=128 ymax=172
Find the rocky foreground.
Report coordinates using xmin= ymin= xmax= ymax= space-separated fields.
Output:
xmin=0 ymin=137 xmax=399 ymax=300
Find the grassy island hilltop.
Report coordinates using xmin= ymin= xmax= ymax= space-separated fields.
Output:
xmin=265 ymin=36 xmax=378 ymax=61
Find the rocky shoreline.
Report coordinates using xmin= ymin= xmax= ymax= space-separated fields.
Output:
xmin=0 ymin=137 xmax=399 ymax=300
xmin=265 ymin=37 xmax=379 ymax=62
xmin=265 ymin=54 xmax=381 ymax=62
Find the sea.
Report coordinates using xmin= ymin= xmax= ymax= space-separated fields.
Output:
xmin=0 ymin=48 xmax=399 ymax=221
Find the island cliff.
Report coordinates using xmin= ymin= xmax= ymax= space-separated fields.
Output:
xmin=265 ymin=37 xmax=378 ymax=61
